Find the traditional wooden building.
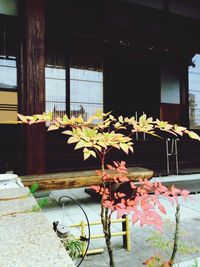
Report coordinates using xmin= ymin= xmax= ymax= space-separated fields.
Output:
xmin=0 ymin=0 xmax=200 ymax=176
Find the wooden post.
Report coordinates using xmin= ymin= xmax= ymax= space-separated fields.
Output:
xmin=122 ymin=214 xmax=131 ymax=251
xmin=125 ymin=215 xmax=131 ymax=251
xmin=18 ymin=0 xmax=46 ymax=175
xmin=122 ymin=214 xmax=131 ymax=250
xmin=180 ymin=56 xmax=189 ymax=127
xmin=81 ymin=220 xmax=86 ymax=256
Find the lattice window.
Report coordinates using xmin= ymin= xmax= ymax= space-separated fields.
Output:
xmin=45 ymin=34 xmax=103 ymax=121
xmin=45 ymin=66 xmax=66 ymax=120
xmin=70 ymin=68 xmax=103 ymax=121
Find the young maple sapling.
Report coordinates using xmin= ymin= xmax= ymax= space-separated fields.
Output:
xmin=18 ymin=111 xmax=200 ymax=267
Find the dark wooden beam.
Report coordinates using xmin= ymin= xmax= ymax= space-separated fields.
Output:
xmin=18 ymin=0 xmax=46 ymax=175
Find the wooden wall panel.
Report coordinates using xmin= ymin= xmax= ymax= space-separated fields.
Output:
xmin=160 ymin=103 xmax=182 ymax=124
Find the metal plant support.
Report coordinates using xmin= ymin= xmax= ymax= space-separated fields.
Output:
xmin=166 ymin=138 xmax=179 ymax=175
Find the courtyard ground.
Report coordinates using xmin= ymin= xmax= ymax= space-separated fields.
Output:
xmin=42 ymin=173 xmax=200 ymax=267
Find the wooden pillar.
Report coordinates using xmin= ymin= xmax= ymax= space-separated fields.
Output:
xmin=180 ymin=56 xmax=189 ymax=127
xmin=18 ymin=0 xmax=46 ymax=175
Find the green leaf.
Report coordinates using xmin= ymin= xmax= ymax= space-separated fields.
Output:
xmin=128 ymin=145 xmax=134 ymax=153
xmin=83 ymin=127 xmax=97 ymax=138
xmin=63 ymin=114 xmax=69 ymax=121
xmin=139 ymin=114 xmax=147 ymax=124
xmin=83 ymin=148 xmax=91 ymax=160
xmin=76 ymin=116 xmax=84 ymax=123
xmin=104 ymin=121 xmax=111 ymax=127
xmin=18 ymin=114 xmax=28 ymax=123
xmin=111 ymin=143 xmax=120 ymax=149
xmin=47 ymin=125 xmax=59 ymax=131
xmin=82 ymin=148 xmax=96 ymax=160
xmin=119 ymin=143 xmax=129 ymax=154
xmin=186 ymin=130 xmax=200 ymax=141
xmin=114 ymin=122 xmax=122 ymax=128
xmin=47 ymin=112 xmax=53 ymax=120
xmin=90 ymin=150 xmax=96 ymax=158
xmin=62 ymin=130 xmax=73 ymax=136
xmin=147 ymin=117 xmax=153 ymax=123
xmin=94 ymin=110 xmax=104 ymax=118
xmin=93 ymin=144 xmax=102 ymax=151
xmin=97 ymin=141 xmax=107 ymax=148
xmin=37 ymin=198 xmax=49 ymax=208
xmin=102 ymin=111 xmax=112 ymax=116
xmin=64 ymin=236 xmax=83 ymax=259
xmin=68 ymin=136 xmax=80 ymax=144
xmin=156 ymin=119 xmax=167 ymax=128
xmin=109 ymin=114 xmax=115 ymax=121
xmin=83 ymin=152 xmax=90 ymax=160
xmin=122 ymin=136 xmax=132 ymax=142
xmin=74 ymin=140 xmax=86 ymax=150
xmin=30 ymin=182 xmax=39 ymax=194
xmin=118 ymin=115 xmax=124 ymax=123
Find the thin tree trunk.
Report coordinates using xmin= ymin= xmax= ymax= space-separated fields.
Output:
xmin=105 ymin=210 xmax=115 ymax=267
xmin=100 ymin=154 xmax=115 ymax=267
xmin=170 ymin=204 xmax=180 ymax=264
xmin=101 ymin=205 xmax=115 ymax=267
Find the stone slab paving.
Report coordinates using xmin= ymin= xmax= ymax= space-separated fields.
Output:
xmin=174 ymin=257 xmax=200 ymax=267
xmin=151 ymin=173 xmax=200 ymax=193
xmin=0 ymin=187 xmax=75 ymax=267
xmin=42 ymin=184 xmax=200 ymax=267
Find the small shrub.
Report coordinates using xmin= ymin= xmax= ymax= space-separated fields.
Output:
xmin=62 ymin=234 xmax=83 ymax=259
